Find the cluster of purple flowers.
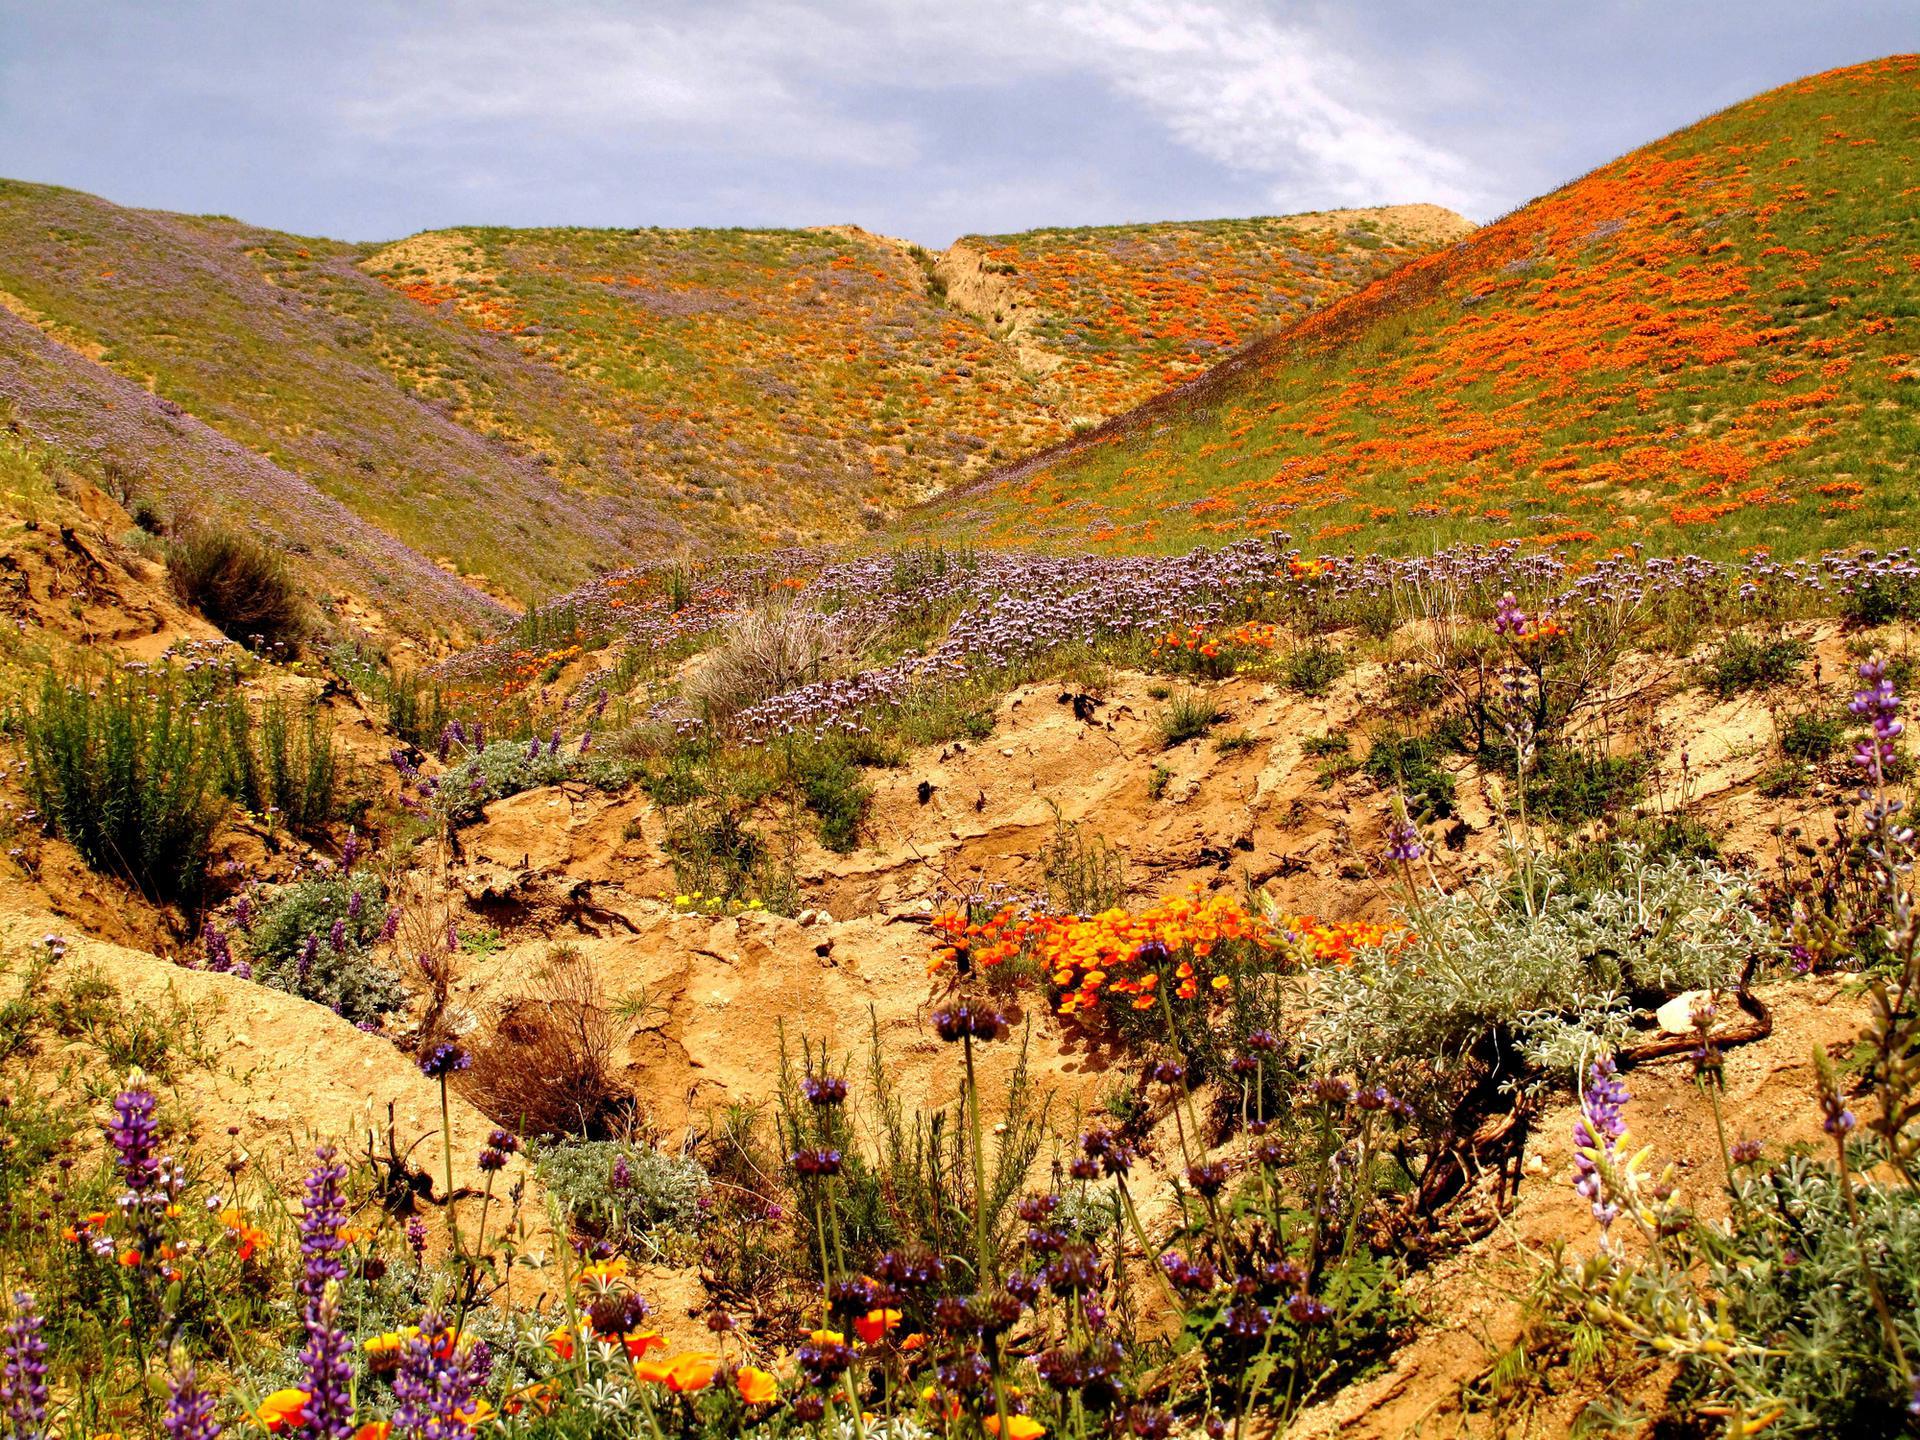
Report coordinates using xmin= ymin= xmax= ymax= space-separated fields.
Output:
xmin=297 ymin=1147 xmax=352 ymax=1440
xmin=1851 ymin=656 xmax=1905 ymax=776
xmin=1572 ymin=1058 xmax=1631 ymax=1233
xmin=2 ymin=1292 xmax=47 ymax=1440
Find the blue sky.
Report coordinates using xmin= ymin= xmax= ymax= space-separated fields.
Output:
xmin=0 ymin=1 xmax=1911 ymax=245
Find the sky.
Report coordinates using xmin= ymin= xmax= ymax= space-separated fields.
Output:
xmin=0 ymin=1 xmax=1912 ymax=247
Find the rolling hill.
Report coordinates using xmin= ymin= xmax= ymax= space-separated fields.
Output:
xmin=912 ymin=56 xmax=1920 ymax=560
xmin=0 ymin=186 xmax=1462 ymax=629
xmin=936 ymin=205 xmax=1469 ymax=421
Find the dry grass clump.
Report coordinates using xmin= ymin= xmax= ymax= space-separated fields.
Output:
xmin=166 ymin=523 xmax=305 ymax=649
xmin=465 ymin=945 xmax=632 ymax=1139
xmin=681 ymin=602 xmax=869 ymax=724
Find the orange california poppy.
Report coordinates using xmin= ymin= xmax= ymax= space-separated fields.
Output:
xmin=735 ymin=1367 xmax=778 ymax=1405
xmin=854 ymin=1308 xmax=902 ymax=1345
xmin=665 ymin=1352 xmax=720 ymax=1394
xmin=254 ymin=1389 xmax=311 ymax=1432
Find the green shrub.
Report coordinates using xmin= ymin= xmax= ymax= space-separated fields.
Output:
xmin=1305 ymin=847 xmax=1772 ymax=1109
xmin=212 ymin=693 xmax=340 ymax=836
xmin=1522 ymin=744 xmax=1645 ymax=823
xmin=1155 ymin=690 xmax=1227 ymax=748
xmin=1701 ymin=632 xmax=1810 ymax=698
xmin=1674 ymin=1153 xmax=1920 ymax=1432
xmin=1039 ymin=810 xmax=1127 ymax=916
xmin=792 ymin=743 xmax=871 ymax=853
xmin=1282 ymin=641 xmax=1348 ymax=697
xmin=22 ymin=665 xmax=226 ymax=904
xmin=166 ymin=525 xmax=304 ymax=650
xmin=1777 ymin=705 xmax=1848 ymax=762
xmin=535 ymin=1139 xmax=708 ymax=1254
xmin=432 ymin=738 xmax=635 ymax=826
xmin=241 ymin=869 xmax=403 ymax=1025
xmin=664 ymin=803 xmax=793 ymax=911
xmin=1364 ymin=730 xmax=1456 ymax=820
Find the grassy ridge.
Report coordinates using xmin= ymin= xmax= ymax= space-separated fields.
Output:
xmin=0 ymin=186 xmax=1462 ymax=619
xmin=913 ymin=57 xmax=1920 ymax=561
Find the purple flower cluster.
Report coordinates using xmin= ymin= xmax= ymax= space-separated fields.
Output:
xmin=2 ymin=1292 xmax=47 ymax=1440
xmin=392 ymin=1313 xmax=479 ymax=1440
xmin=298 ymin=1147 xmax=353 ymax=1439
xmin=1572 ymin=1058 xmax=1630 ymax=1233
xmin=1850 ymin=656 xmax=1904 ymax=775
xmin=164 ymin=1363 xmax=221 ymax=1440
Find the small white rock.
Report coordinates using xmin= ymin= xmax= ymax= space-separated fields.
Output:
xmin=1656 ymin=989 xmax=1719 ymax=1036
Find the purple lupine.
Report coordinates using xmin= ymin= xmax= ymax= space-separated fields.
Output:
xmin=1850 ymin=657 xmax=1904 ymax=775
xmin=1384 ymin=819 xmax=1423 ymax=863
xmin=577 ymin=730 xmax=593 ymax=754
xmin=298 ymin=934 xmax=319 ymax=983
xmin=341 ymin=831 xmax=360 ymax=869
xmin=347 ymin=890 xmax=365 ymax=922
xmin=164 ymin=1362 xmax=221 ymax=1440
xmin=106 ymin=1083 xmax=161 ymax=1201
xmin=3 ymin=1292 xmax=47 ymax=1440
xmin=296 ymin=1149 xmax=354 ymax=1435
xmin=233 ymin=893 xmax=253 ymax=932
xmin=446 ymin=919 xmax=459 ymax=955
xmin=300 ymin=1284 xmax=353 ymax=1440
xmin=1572 ymin=1058 xmax=1630 ymax=1234
xmin=202 ymin=921 xmax=232 ymax=974
xmin=1493 ymin=592 xmax=1527 ymax=636
xmin=547 ymin=730 xmax=561 ymax=758
xmin=381 ymin=906 xmax=402 ymax=943
xmin=391 ymin=1313 xmax=474 ymax=1440
xmin=329 ymin=918 xmax=348 ymax=954
xmin=406 ymin=1214 xmax=428 ymax=1263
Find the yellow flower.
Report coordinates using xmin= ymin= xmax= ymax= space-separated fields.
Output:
xmin=578 ymin=1256 xmax=631 ymax=1289
xmin=984 ymin=1417 xmax=1047 ymax=1439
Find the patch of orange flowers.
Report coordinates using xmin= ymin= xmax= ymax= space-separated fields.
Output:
xmin=933 ymin=889 xmax=1402 ymax=1020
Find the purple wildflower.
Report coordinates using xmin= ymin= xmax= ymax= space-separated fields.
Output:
xmin=164 ymin=1362 xmax=221 ymax=1440
xmin=392 ymin=1313 xmax=474 ymax=1440
xmin=1850 ymin=656 xmax=1904 ymax=775
xmin=202 ymin=921 xmax=232 ymax=974
xmin=418 ymin=1043 xmax=470 ymax=1080
xmin=3 ymin=1292 xmax=47 ymax=1440
xmin=1384 ymin=818 xmax=1423 ymax=864
xmin=1572 ymin=1057 xmax=1629 ymax=1233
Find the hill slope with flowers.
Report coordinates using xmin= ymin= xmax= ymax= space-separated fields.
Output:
xmin=937 ymin=205 xmax=1471 ymax=422
xmin=914 ymin=56 xmax=1920 ymax=560
xmin=0 ymin=186 xmax=1464 ymax=625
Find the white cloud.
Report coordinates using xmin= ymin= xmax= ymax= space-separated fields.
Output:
xmin=336 ymin=0 xmax=1485 ymax=212
xmin=1049 ymin=0 xmax=1485 ymax=211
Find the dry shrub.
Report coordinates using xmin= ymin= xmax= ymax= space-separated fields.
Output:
xmin=682 ymin=603 xmax=869 ymax=725
xmin=166 ymin=524 xmax=305 ymax=649
xmin=464 ymin=945 xmax=632 ymax=1139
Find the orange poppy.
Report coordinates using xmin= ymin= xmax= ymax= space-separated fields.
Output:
xmin=736 ymin=1367 xmax=778 ymax=1405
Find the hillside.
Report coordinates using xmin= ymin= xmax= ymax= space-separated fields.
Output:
xmin=938 ymin=205 xmax=1471 ymax=421
xmin=913 ymin=56 xmax=1920 ymax=559
xmin=0 ymin=189 xmax=1464 ymax=627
